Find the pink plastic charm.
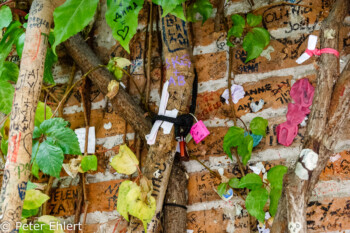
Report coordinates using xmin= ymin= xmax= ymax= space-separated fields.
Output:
xmin=190 ymin=120 xmax=210 ymax=144
xmin=277 ymin=78 xmax=314 ymax=146
xmin=276 ymin=122 xmax=298 ymax=147
xmin=290 ymin=78 xmax=315 ymax=108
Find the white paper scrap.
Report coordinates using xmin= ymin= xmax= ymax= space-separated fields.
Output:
xmin=75 ymin=127 xmax=96 ymax=154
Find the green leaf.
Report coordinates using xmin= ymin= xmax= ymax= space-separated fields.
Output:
xmin=153 ymin=0 xmax=186 ymax=17
xmin=34 ymin=102 xmax=53 ymax=127
xmin=38 ymin=215 xmax=64 ymax=233
xmin=23 ymin=189 xmax=50 ymax=210
xmin=16 ymin=32 xmax=25 ymax=58
xmin=0 ymin=21 xmax=23 ymax=65
xmin=1 ymin=139 xmax=8 ymax=155
xmin=105 ymin=0 xmax=144 ymax=53
xmin=228 ymin=177 xmax=240 ymax=189
xmin=0 ymin=81 xmax=14 ymax=114
xmin=242 ymin=27 xmax=270 ymax=63
xmin=267 ymin=165 xmax=288 ymax=189
xmin=245 ymin=187 xmax=268 ymax=222
xmin=31 ymin=160 xmax=40 ymax=179
xmin=22 ymin=208 xmax=39 ymax=218
xmin=186 ymin=0 xmax=213 ymax=24
xmin=117 ymin=180 xmax=138 ymax=221
xmin=81 ymin=155 xmax=98 ymax=172
xmin=250 ymin=117 xmax=268 ymax=136
xmin=171 ymin=4 xmax=186 ymax=21
xmin=246 ymin=13 xmax=262 ymax=27
xmin=26 ymin=181 xmax=38 ymax=190
xmin=238 ymin=173 xmax=262 ymax=190
xmin=269 ymin=187 xmax=282 ymax=216
xmin=110 ymin=144 xmax=139 ymax=175
xmin=128 ymin=193 xmax=156 ymax=231
xmin=43 ymin=48 xmax=57 ymax=84
xmin=223 ymin=126 xmax=244 ymax=160
xmin=0 ymin=61 xmax=19 ymax=82
xmin=237 ymin=134 xmax=253 ymax=165
xmin=39 ymin=118 xmax=81 ymax=155
xmin=0 ymin=6 xmax=12 ymax=31
xmin=35 ymin=140 xmax=64 ymax=178
xmin=217 ymin=183 xmax=228 ymax=197
xmin=228 ymin=14 xmax=245 ymax=38
xmin=52 ymin=0 xmax=99 ymax=54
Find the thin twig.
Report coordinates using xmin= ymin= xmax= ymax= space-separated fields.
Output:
xmin=117 ymin=67 xmax=143 ymax=98
xmin=58 ymin=63 xmax=76 ymax=117
xmin=0 ymin=0 xmax=13 ymax=7
xmin=145 ymin=1 xmax=153 ymax=107
xmin=51 ymin=65 xmax=103 ymax=118
xmin=0 ymin=113 xmax=10 ymax=127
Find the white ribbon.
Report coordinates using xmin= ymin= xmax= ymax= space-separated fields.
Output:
xmin=145 ymin=81 xmax=178 ymax=145
xmin=296 ymin=35 xmax=318 ymax=64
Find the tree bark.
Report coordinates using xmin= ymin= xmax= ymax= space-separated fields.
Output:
xmin=128 ymin=12 xmax=195 ymax=233
xmin=64 ymin=35 xmax=152 ymax=139
xmin=0 ymin=0 xmax=54 ymax=231
xmin=163 ymin=157 xmax=188 ymax=233
xmin=271 ymin=0 xmax=350 ymax=232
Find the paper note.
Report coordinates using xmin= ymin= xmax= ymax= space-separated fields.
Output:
xmin=75 ymin=127 xmax=96 ymax=154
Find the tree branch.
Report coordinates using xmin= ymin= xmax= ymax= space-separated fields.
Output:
xmin=63 ymin=34 xmax=152 ymax=140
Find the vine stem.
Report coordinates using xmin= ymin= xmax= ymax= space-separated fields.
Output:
xmin=117 ymin=66 xmax=143 ymax=99
xmin=0 ymin=0 xmax=13 ymax=7
xmin=145 ymin=1 xmax=153 ymax=107
xmin=51 ymin=65 xmax=104 ymax=118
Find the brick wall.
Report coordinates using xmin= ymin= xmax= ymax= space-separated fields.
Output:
xmin=35 ymin=0 xmax=350 ymax=232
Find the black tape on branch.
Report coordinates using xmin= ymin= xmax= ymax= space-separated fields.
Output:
xmin=152 ymin=69 xmax=198 ymax=138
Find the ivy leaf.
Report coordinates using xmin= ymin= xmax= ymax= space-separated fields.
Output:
xmin=34 ymin=102 xmax=53 ymax=127
xmin=242 ymin=27 xmax=270 ymax=63
xmin=117 ymin=180 xmax=138 ymax=221
xmin=39 ymin=118 xmax=81 ymax=155
xmin=269 ymin=187 xmax=282 ymax=216
xmin=237 ymin=134 xmax=253 ymax=165
xmin=43 ymin=48 xmax=57 ymax=84
xmin=31 ymin=160 xmax=40 ymax=179
xmin=0 ymin=81 xmax=14 ymax=114
xmin=186 ymin=0 xmax=213 ymax=24
xmin=223 ymin=126 xmax=244 ymax=160
xmin=105 ymin=0 xmax=144 ymax=53
xmin=228 ymin=14 xmax=245 ymax=38
xmin=0 ymin=21 xmax=23 ymax=65
xmin=250 ymin=117 xmax=268 ymax=136
xmin=81 ymin=155 xmax=98 ymax=172
xmin=26 ymin=181 xmax=38 ymax=190
xmin=38 ymin=215 xmax=64 ymax=233
xmin=153 ymin=0 xmax=186 ymax=17
xmin=23 ymin=189 xmax=50 ymax=210
xmin=16 ymin=32 xmax=25 ymax=58
xmin=238 ymin=173 xmax=262 ymax=190
xmin=171 ymin=4 xmax=186 ymax=21
xmin=267 ymin=165 xmax=288 ymax=189
xmin=246 ymin=13 xmax=262 ymax=27
xmin=22 ymin=208 xmax=39 ymax=218
xmin=217 ymin=183 xmax=228 ymax=197
xmin=110 ymin=144 xmax=139 ymax=175
xmin=228 ymin=177 xmax=240 ymax=189
xmin=1 ymin=139 xmax=8 ymax=155
xmin=35 ymin=140 xmax=64 ymax=178
xmin=245 ymin=187 xmax=268 ymax=222
xmin=0 ymin=61 xmax=19 ymax=82
xmin=0 ymin=6 xmax=12 ymax=31
xmin=128 ymin=194 xmax=156 ymax=231
xmin=52 ymin=0 xmax=99 ymax=54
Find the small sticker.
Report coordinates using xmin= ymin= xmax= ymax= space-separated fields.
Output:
xmin=190 ymin=120 xmax=210 ymax=144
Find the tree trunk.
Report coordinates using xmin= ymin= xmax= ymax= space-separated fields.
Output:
xmin=163 ymin=157 xmax=188 ymax=233
xmin=271 ymin=0 xmax=350 ymax=232
xmin=0 ymin=0 xmax=54 ymax=231
xmin=64 ymin=34 xmax=152 ymax=139
xmin=128 ymin=12 xmax=195 ymax=233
